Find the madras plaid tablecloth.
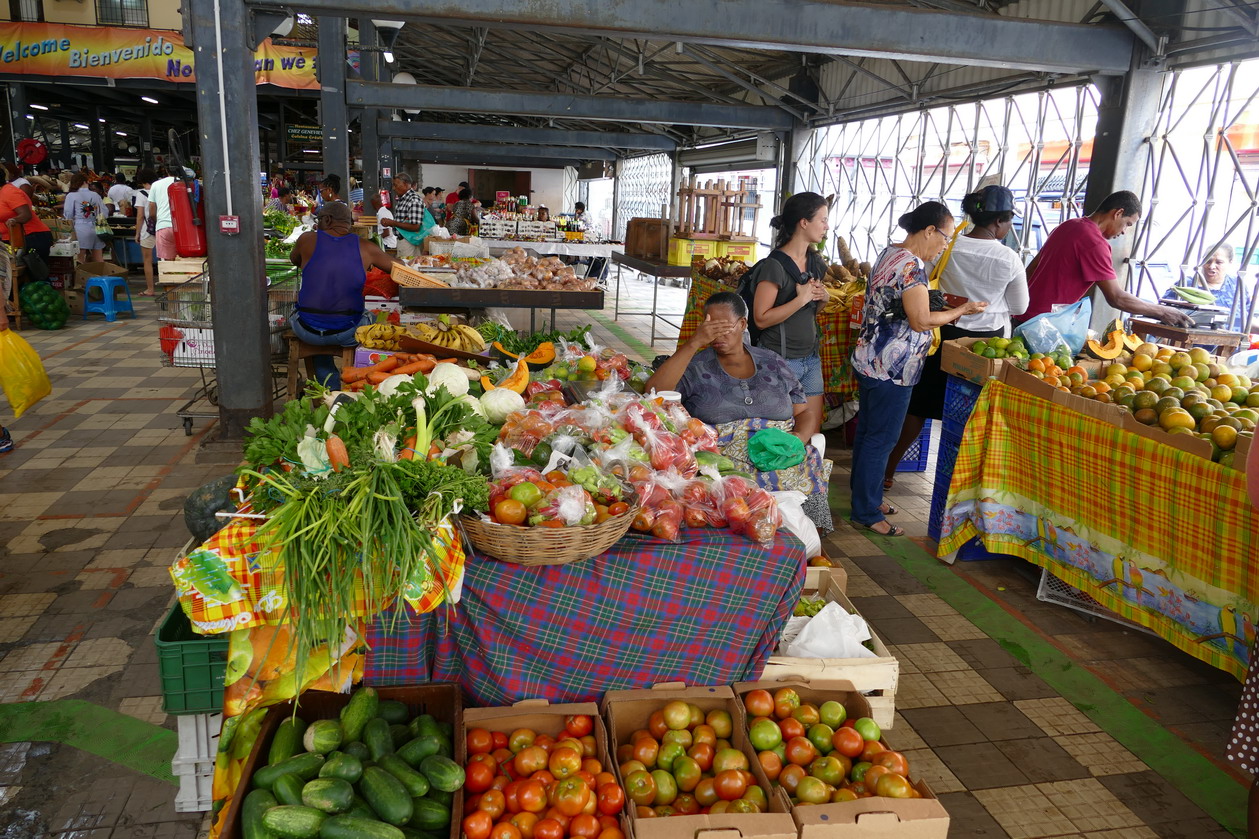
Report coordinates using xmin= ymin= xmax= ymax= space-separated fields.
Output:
xmin=940 ymin=379 xmax=1259 ymax=680
xmin=365 ymin=529 xmax=807 ymax=703
xmin=676 ymin=273 xmax=728 ymax=347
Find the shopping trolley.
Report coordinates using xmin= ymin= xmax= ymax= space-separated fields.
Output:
xmin=157 ymin=274 xmax=297 ymax=434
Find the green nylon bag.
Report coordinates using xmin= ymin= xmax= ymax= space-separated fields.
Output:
xmin=747 ymin=427 xmax=805 ymax=472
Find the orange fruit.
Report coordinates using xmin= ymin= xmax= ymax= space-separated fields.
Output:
xmin=494 ymin=498 xmax=528 ymax=525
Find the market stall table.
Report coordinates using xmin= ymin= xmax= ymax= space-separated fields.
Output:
xmin=939 ymin=377 xmax=1259 ymax=680
xmin=480 ymin=238 xmax=623 ymax=260
xmin=364 ymin=528 xmax=807 ymax=705
xmin=610 ymin=253 xmax=691 ymax=345
xmin=398 ymin=286 xmax=605 ymax=333
xmin=1130 ymin=318 xmax=1249 ymax=353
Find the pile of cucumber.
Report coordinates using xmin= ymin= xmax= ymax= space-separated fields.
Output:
xmin=243 ymin=687 xmax=465 ymax=839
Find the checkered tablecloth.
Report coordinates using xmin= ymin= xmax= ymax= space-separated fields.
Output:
xmin=364 ymin=529 xmax=807 ymax=703
xmin=941 ymin=379 xmax=1259 ymax=680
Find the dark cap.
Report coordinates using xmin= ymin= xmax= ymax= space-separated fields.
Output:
xmin=968 ymin=185 xmax=1015 ymax=214
xmin=316 ymin=201 xmax=352 ymax=223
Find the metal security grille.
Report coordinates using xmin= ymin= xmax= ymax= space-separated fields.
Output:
xmin=792 ymin=86 xmax=1098 ymax=269
xmin=1130 ymin=60 xmax=1258 ymax=329
xmin=96 ymin=0 xmax=148 ymax=26
xmin=614 ymin=153 xmax=672 ymax=241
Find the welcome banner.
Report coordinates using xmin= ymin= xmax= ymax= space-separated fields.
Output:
xmin=0 ymin=22 xmax=318 ymax=90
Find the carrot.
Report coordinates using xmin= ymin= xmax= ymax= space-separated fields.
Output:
xmin=326 ymin=435 xmax=350 ymax=472
xmin=399 ymin=435 xmax=418 ymax=460
xmin=392 ymin=361 xmax=426 ymax=376
xmin=341 ymin=366 xmax=369 ymax=384
xmin=345 ymin=380 xmax=366 ymax=392
xmin=415 ymin=355 xmax=437 ymax=373
xmin=428 ymin=443 xmax=443 ymax=460
xmin=435 ymin=358 xmax=458 ymax=365
xmin=366 ymin=370 xmax=394 ymax=385
xmin=371 ymin=356 xmax=401 ymax=374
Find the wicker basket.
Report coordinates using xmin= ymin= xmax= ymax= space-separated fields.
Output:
xmin=460 ymin=509 xmax=639 ymax=565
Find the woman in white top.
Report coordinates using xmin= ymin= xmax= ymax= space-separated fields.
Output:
xmin=131 ymin=168 xmax=157 ymax=295
xmin=882 ymin=185 xmax=1028 ymax=490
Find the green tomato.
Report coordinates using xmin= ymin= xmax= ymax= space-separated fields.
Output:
xmin=748 ymin=718 xmax=783 ymax=752
xmin=509 ymin=482 xmax=544 ymax=508
xmin=852 ymin=717 xmax=881 ymax=743
xmin=819 ymin=701 xmax=846 ymax=729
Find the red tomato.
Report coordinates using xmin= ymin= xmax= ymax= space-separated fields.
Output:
xmin=565 ymin=715 xmax=594 ymax=738
xmin=479 ymin=790 xmax=507 ymax=820
xmin=515 ymin=746 xmax=549 ymax=777
xmin=874 ymin=750 xmax=908 ymax=776
xmin=509 ymin=729 xmax=537 ymax=754
xmin=694 ymin=778 xmax=718 ymax=807
xmin=691 ymin=725 xmax=717 ymax=748
xmin=493 ymin=731 xmax=510 ymax=751
xmin=582 ymin=759 xmax=603 ymax=777
xmin=647 ymin=711 xmax=669 ymax=740
xmin=570 ymin=814 xmax=602 ymax=839
xmin=579 ymin=736 xmax=598 ymax=759
xmin=778 ymin=764 xmax=807 ymax=796
xmin=534 ymin=735 xmax=557 ymax=754
xmin=673 ymin=793 xmax=700 ymax=816
xmin=503 ymin=781 xmax=522 ymax=814
xmin=631 ymin=738 xmax=659 ymax=768
xmin=491 ymin=775 xmax=510 ymax=792
xmin=784 ymin=737 xmax=816 ymax=767
xmin=597 ymin=816 xmax=619 ymax=832
xmin=831 ymin=727 xmax=864 ymax=759
xmin=757 ymin=750 xmax=782 ymax=782
xmin=468 ymin=728 xmax=495 ymax=755
xmin=533 ymin=819 xmax=564 ymax=839
xmin=859 ymin=740 xmax=885 ymax=763
xmin=490 ymin=823 xmax=523 ymax=839
xmin=574 ymin=770 xmax=597 ymax=790
xmin=543 ymin=809 xmax=570 ymax=832
xmin=517 ymin=779 xmax=548 ymax=814
xmin=466 ymin=760 xmax=496 ymax=794
xmin=596 ymin=830 xmax=625 ymax=839
xmin=778 ymin=718 xmax=805 ymax=742
xmin=713 ymin=770 xmax=747 ymax=801
xmin=510 ymin=813 xmax=540 ymax=839
xmin=530 ymin=770 xmax=556 ymax=787
xmin=554 ymin=777 xmax=592 ymax=817
xmin=687 ymin=743 xmax=714 ymax=772
xmin=464 ymin=810 xmax=494 ymax=839
xmin=596 ymin=783 xmax=625 ymax=815
xmin=744 ymin=689 xmax=774 ymax=719
xmin=594 ymin=772 xmax=617 ymax=790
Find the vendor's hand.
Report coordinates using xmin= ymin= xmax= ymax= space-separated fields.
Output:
xmin=688 ymin=314 xmax=738 ymax=348
xmin=963 ymin=300 xmax=989 ymax=316
xmin=1157 ymin=306 xmax=1196 ymax=329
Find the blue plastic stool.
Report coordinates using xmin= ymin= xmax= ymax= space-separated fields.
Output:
xmin=83 ymin=275 xmax=135 ymax=322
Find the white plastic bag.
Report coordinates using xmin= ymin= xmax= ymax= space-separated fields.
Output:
xmin=784 ymin=602 xmax=877 ymax=659
xmin=778 ymin=616 xmax=811 ymax=652
xmin=771 ymin=491 xmax=820 ymax=558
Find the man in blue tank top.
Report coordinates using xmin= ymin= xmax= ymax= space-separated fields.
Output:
xmin=289 ymin=202 xmax=396 ymax=389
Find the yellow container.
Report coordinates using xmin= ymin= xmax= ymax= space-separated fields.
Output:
xmin=719 ymin=240 xmax=758 ymax=264
xmin=667 ymin=237 xmax=718 ymax=266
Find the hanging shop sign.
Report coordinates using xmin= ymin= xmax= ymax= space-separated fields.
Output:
xmin=0 ymin=22 xmax=318 ymax=90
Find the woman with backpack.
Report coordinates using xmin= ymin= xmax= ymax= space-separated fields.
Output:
xmin=742 ymin=192 xmax=831 ymax=441
xmin=131 ymin=168 xmax=158 ymax=296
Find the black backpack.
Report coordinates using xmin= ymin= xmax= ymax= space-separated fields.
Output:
xmin=735 ymin=249 xmax=825 ymax=351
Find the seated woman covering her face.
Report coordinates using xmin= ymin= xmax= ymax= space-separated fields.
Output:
xmin=646 ymin=292 xmax=834 ymax=533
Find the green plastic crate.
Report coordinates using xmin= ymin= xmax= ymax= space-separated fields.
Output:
xmin=156 ymin=601 xmax=229 ymax=715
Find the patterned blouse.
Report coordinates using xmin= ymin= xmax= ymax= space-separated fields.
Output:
xmin=676 ymin=347 xmax=805 ymax=426
xmin=852 ymin=246 xmax=933 ymax=386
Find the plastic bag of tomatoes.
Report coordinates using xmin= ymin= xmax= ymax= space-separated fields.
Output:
xmin=632 ymin=423 xmax=698 ymax=478
xmin=709 ymin=474 xmax=781 ymax=548
xmin=462 ymin=715 xmax=628 ymax=839
xmin=629 ymin=472 xmax=686 ymax=541
xmin=677 ymin=479 xmax=724 ymax=529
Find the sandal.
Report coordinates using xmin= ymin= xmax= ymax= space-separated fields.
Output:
xmin=851 ymin=520 xmax=905 ymax=537
xmin=883 ymin=477 xmax=895 ymax=491
xmin=880 ymin=503 xmax=898 ymax=516
xmin=139 ymin=290 xmax=156 ymax=297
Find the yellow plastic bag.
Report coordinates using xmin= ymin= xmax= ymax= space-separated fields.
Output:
xmin=0 ymin=329 xmax=51 ymax=418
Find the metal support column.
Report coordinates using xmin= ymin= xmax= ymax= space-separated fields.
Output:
xmin=359 ymin=22 xmax=382 ymax=201
xmin=187 ymin=0 xmax=272 ymax=438
xmin=89 ymin=107 xmax=104 ymax=171
xmin=59 ymin=120 xmax=72 ymax=169
xmin=6 ymin=84 xmax=28 ymax=164
xmin=318 ymin=16 xmax=351 ymax=196
xmin=141 ymin=117 xmax=155 ymax=168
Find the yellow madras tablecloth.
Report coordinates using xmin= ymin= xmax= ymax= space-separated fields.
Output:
xmin=676 ymin=273 xmax=859 ymax=401
xmin=940 ymin=380 xmax=1259 ymax=680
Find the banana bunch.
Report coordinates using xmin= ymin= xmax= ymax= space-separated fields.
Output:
xmin=410 ymin=314 xmax=487 ymax=352
xmin=822 ymin=278 xmax=866 ymax=314
xmin=355 ymin=322 xmax=405 ymax=350
xmin=1171 ymin=286 xmax=1217 ymax=306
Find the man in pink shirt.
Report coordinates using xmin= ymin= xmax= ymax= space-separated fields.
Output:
xmin=1018 ymin=191 xmax=1193 ymax=328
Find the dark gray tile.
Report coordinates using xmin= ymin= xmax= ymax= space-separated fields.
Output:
xmin=934 ymin=791 xmax=1010 ymax=837
xmin=958 ymin=702 xmax=1045 ymax=741
xmin=900 ymin=706 xmax=988 ymax=747
xmin=992 ymin=737 xmax=1089 ymax=783
xmin=934 ymin=742 xmax=1030 ymax=790
xmin=1098 ymin=771 xmax=1211 ymax=824
xmin=976 ymin=666 xmax=1059 ymax=701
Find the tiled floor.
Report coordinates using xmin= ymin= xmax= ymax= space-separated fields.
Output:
xmin=0 ymin=272 xmax=1248 ymax=837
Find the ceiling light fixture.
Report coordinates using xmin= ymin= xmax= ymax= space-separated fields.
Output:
xmin=142 ymin=96 xmax=159 ymax=104
xmin=373 ymin=20 xmax=404 ymax=65
xmin=116 ymin=131 xmax=127 ymax=136
xmin=74 ymin=123 xmax=89 ymax=129
xmin=30 ymin=103 xmax=49 ymax=111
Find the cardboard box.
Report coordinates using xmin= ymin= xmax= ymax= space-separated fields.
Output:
xmin=364 ymin=295 xmax=402 ymax=313
xmin=761 ymin=575 xmax=898 ymax=729
xmin=74 ymin=260 xmax=129 ymax=289
xmin=804 ymin=564 xmax=847 ymax=596
xmin=601 ymin=685 xmax=798 ymax=839
xmin=940 ymin=337 xmax=1007 ymax=385
xmin=731 ymin=679 xmax=950 ymax=839
xmin=63 ymin=287 xmax=84 ymax=317
xmin=219 ymin=684 xmax=463 ymax=839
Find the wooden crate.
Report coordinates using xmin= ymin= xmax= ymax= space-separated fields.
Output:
xmin=158 ymin=258 xmax=208 ymax=285
xmin=803 ymin=563 xmax=847 ymax=596
xmin=625 ymin=217 xmax=669 ymax=261
xmin=761 ymin=573 xmax=898 ymax=728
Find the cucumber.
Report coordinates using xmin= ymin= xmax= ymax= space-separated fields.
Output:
xmin=407 ymin=797 xmax=451 ymax=831
xmin=269 ymin=718 xmax=308 ymax=765
xmin=433 ymin=736 xmax=453 ymax=759
xmin=261 ymin=805 xmax=327 ymax=839
xmin=418 ymin=754 xmax=465 ymax=793
xmin=242 ymin=789 xmax=280 ymax=839
xmin=376 ymin=754 xmax=431 ymax=798
xmin=411 ymin=714 xmax=440 ymax=739
xmin=377 ymin=700 xmax=411 ymax=725
xmin=301 ymin=777 xmax=354 ymax=814
xmin=342 ymin=741 xmax=371 ymax=762
xmin=254 ymin=753 xmax=326 ymax=789
xmin=363 ymin=718 xmax=395 ymax=762
xmin=273 ymin=773 xmax=305 ymax=806
xmin=424 ymin=789 xmax=453 ymax=807
xmin=434 ymin=720 xmax=453 ymax=739
xmin=390 ymin=724 xmax=413 ymax=749
xmin=398 ymin=828 xmax=432 ymax=839
xmin=348 ymin=794 xmax=378 ymax=820
xmin=303 ymin=719 xmax=344 ymax=755
xmin=339 ymin=686 xmax=379 ymax=743
xmin=319 ymin=751 xmax=363 ymax=784
xmin=360 ymin=765 xmax=414 ymax=827
xmin=319 ymin=814 xmax=405 ymax=839
xmin=396 ymin=736 xmax=441 ymax=768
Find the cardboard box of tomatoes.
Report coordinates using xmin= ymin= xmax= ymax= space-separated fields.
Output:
xmin=600 ymin=684 xmax=798 ymax=839
xmin=732 ymin=679 xmax=949 ymax=839
xmin=761 ymin=575 xmax=898 ymax=729
xmin=461 ymin=701 xmax=633 ymax=839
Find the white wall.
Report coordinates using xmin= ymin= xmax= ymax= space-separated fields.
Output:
xmin=412 ymin=163 xmax=570 ymax=212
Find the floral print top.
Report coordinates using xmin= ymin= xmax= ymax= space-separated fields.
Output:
xmin=852 ymin=246 xmax=932 ymax=386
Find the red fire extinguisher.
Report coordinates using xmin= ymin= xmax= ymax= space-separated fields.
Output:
xmin=168 ymin=176 xmax=207 ymax=258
